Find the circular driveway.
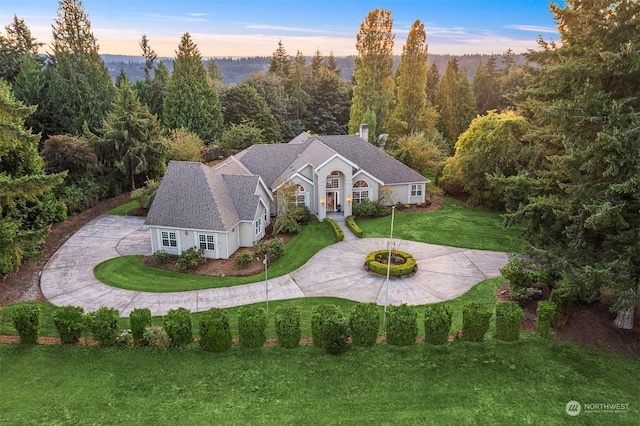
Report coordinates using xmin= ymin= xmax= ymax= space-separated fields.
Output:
xmin=41 ymin=215 xmax=509 ymax=316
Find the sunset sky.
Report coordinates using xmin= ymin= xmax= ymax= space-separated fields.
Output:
xmin=1 ymin=0 xmax=561 ymax=58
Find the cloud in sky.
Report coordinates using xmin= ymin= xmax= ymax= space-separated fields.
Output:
xmin=504 ymin=25 xmax=558 ymax=34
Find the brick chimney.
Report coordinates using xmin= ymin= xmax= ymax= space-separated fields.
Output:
xmin=359 ymin=124 xmax=369 ymax=142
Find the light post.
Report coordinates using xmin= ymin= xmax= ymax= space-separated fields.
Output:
xmin=382 ymin=205 xmax=396 ymax=331
xmin=264 ymin=254 xmax=269 ymax=317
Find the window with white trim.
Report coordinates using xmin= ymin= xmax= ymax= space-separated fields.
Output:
xmin=255 ymin=218 xmax=262 ymax=236
xmin=198 ymin=234 xmax=215 ymax=251
xmin=161 ymin=231 xmax=177 ymax=248
xmin=352 ymin=180 xmax=370 ymax=203
xmin=326 ymin=177 xmax=339 ymax=189
xmin=411 ymin=184 xmax=423 ymax=197
xmin=264 ymin=207 xmax=268 ymax=221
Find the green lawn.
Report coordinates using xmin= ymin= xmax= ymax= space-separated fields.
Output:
xmin=1 ymin=340 xmax=637 ymax=425
xmin=94 ymin=220 xmax=335 ymax=292
xmin=105 ymin=200 xmax=139 ymax=215
xmin=357 ymin=198 xmax=524 ymax=253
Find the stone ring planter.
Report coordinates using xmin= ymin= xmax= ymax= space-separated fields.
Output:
xmin=364 ymin=250 xmax=417 ymax=278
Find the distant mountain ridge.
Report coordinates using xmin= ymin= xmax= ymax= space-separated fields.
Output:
xmin=102 ymin=53 xmax=526 ymax=85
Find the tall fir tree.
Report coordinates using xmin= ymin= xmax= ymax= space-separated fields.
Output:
xmin=44 ymin=0 xmax=114 ymax=138
xmin=0 ymin=15 xmax=42 ymax=83
xmin=425 ymin=62 xmax=440 ymax=106
xmin=472 ymin=55 xmax=501 ymax=114
xmin=388 ymin=19 xmax=437 ymax=140
xmin=162 ymin=32 xmax=223 ymax=144
xmin=435 ymin=57 xmax=477 ymax=149
xmin=504 ymin=0 xmax=640 ymax=329
xmin=268 ymin=39 xmax=290 ymax=78
xmin=0 ymin=80 xmax=65 ymax=275
xmin=221 ymin=82 xmax=281 ymax=143
xmin=12 ymin=53 xmax=47 ymax=139
xmin=348 ymin=8 xmax=395 ymax=143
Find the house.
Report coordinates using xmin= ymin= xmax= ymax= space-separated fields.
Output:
xmin=145 ymin=126 xmax=429 ymax=259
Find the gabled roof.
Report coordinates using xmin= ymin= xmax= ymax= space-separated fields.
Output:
xmin=234 ymin=143 xmax=308 ymax=188
xmin=146 ymin=161 xmax=260 ymax=232
xmin=317 ymin=135 xmax=427 ymax=184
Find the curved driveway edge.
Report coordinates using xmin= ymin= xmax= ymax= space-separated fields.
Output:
xmin=41 ymin=215 xmax=509 ymax=316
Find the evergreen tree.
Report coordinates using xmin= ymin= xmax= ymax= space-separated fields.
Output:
xmin=504 ymin=0 xmax=640 ymax=329
xmin=425 ymin=62 xmax=440 ymax=106
xmin=221 ymin=82 xmax=281 ymax=143
xmin=162 ymin=32 xmax=223 ymax=144
xmin=0 ymin=80 xmax=65 ymax=275
xmin=44 ymin=0 xmax=114 ymax=137
xmin=268 ymin=39 xmax=290 ymax=78
xmin=311 ymin=49 xmax=324 ymax=75
xmin=388 ymin=19 xmax=436 ymax=140
xmin=0 ymin=15 xmax=42 ymax=83
xmin=92 ymin=79 xmax=168 ymax=191
xmin=305 ymin=66 xmax=350 ymax=135
xmin=435 ymin=58 xmax=477 ymax=149
xmin=287 ymin=51 xmax=311 ymax=129
xmin=12 ymin=53 xmax=47 ymax=139
xmin=472 ymin=55 xmax=501 ymax=114
xmin=244 ymin=72 xmax=294 ymax=141
xmin=325 ymin=51 xmax=340 ymax=76
xmin=206 ymin=59 xmax=224 ymax=83
xmin=348 ymin=8 xmax=395 ymax=143
xmin=139 ymin=34 xmax=156 ymax=81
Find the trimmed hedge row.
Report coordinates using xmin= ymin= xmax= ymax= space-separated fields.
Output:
xmin=495 ymin=301 xmax=524 ymax=341
xmin=345 ymin=215 xmax=364 ymax=238
xmin=348 ymin=302 xmax=380 ymax=347
xmin=199 ymin=308 xmax=232 ymax=352
xmin=462 ymin=302 xmax=492 ymax=342
xmin=386 ymin=304 xmax=417 ymax=346
xmin=238 ymin=306 xmax=267 ymax=349
xmin=53 ymin=305 xmax=85 ymax=344
xmin=322 ymin=217 xmax=344 ymax=241
xmin=275 ymin=305 xmax=301 ymax=349
xmin=14 ymin=304 xmax=41 ymax=344
xmin=366 ymin=250 xmax=417 ymax=277
xmin=424 ymin=304 xmax=452 ymax=345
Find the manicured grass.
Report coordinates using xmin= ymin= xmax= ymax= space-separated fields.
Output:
xmin=105 ymin=200 xmax=138 ymax=215
xmin=94 ymin=220 xmax=335 ymax=292
xmin=1 ymin=340 xmax=637 ymax=425
xmin=358 ymin=198 xmax=524 ymax=252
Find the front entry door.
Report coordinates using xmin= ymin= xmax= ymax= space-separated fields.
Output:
xmin=326 ymin=191 xmax=338 ymax=212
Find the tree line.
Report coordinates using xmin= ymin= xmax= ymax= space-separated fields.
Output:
xmin=0 ymin=0 xmax=637 ymax=329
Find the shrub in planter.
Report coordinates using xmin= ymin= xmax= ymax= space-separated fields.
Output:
xmin=423 ymin=304 xmax=453 ymax=345
xmin=53 ymin=305 xmax=85 ymax=344
xmin=238 ymin=306 xmax=267 ymax=349
xmin=153 ymin=250 xmax=169 ymax=265
xmin=494 ymin=301 xmax=524 ymax=341
xmin=348 ymin=302 xmax=380 ymax=347
xmin=274 ymin=305 xmax=301 ymax=349
xmin=235 ymin=250 xmax=253 ymax=267
xmin=500 ymin=256 xmax=534 ymax=303
xmin=130 ymin=308 xmax=152 ymax=344
xmin=175 ymin=247 xmax=205 ymax=271
xmin=199 ymin=308 xmax=232 ymax=352
xmin=163 ymin=307 xmax=193 ymax=347
xmin=256 ymin=238 xmax=285 ymax=263
xmin=462 ymin=303 xmax=492 ymax=342
xmin=90 ymin=307 xmax=120 ymax=346
xmin=141 ymin=326 xmax=170 ymax=346
xmin=311 ymin=304 xmax=343 ymax=349
xmin=13 ymin=304 xmax=41 ymax=344
xmin=386 ymin=304 xmax=418 ymax=346
xmin=537 ymin=301 xmax=557 ymax=338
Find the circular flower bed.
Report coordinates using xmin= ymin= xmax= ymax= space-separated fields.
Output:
xmin=364 ymin=250 xmax=417 ymax=278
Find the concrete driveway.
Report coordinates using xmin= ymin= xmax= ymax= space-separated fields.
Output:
xmin=41 ymin=215 xmax=509 ymax=316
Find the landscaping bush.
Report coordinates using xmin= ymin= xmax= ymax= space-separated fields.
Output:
xmin=153 ymin=250 xmax=169 ymax=265
xmin=53 ymin=305 xmax=85 ymax=344
xmin=163 ymin=307 xmax=193 ymax=347
xmin=274 ymin=305 xmax=301 ymax=349
xmin=500 ymin=256 xmax=534 ymax=303
xmin=116 ymin=329 xmax=134 ymax=346
xmin=311 ymin=304 xmax=343 ymax=349
xmin=293 ymin=205 xmax=311 ymax=225
xmin=322 ymin=218 xmax=344 ymax=241
xmin=13 ymin=304 xmax=41 ymax=344
xmin=130 ymin=308 xmax=152 ymax=344
xmin=352 ymin=199 xmax=389 ymax=217
xmin=141 ymin=326 xmax=170 ymax=346
xmin=423 ymin=304 xmax=453 ymax=345
xmin=537 ymin=301 xmax=557 ymax=338
xmin=462 ymin=303 xmax=492 ymax=342
xmin=256 ymin=238 xmax=285 ymax=263
xmin=386 ymin=304 xmax=417 ymax=346
xmin=175 ymin=247 xmax=206 ymax=271
xmin=365 ymin=250 xmax=417 ymax=277
xmin=90 ymin=307 xmax=120 ymax=346
xmin=199 ymin=308 xmax=232 ymax=352
xmin=345 ymin=215 xmax=364 ymax=238
xmin=494 ymin=301 xmax=524 ymax=342
xmin=348 ymin=302 xmax=380 ymax=347
xmin=238 ymin=306 xmax=267 ymax=349
xmin=235 ymin=250 xmax=253 ymax=267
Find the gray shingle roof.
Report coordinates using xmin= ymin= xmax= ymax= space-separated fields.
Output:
xmin=145 ymin=161 xmax=243 ymax=231
xmin=317 ymin=135 xmax=428 ymax=184
xmin=234 ymin=143 xmax=308 ymax=187
xmin=223 ymin=174 xmax=260 ymax=221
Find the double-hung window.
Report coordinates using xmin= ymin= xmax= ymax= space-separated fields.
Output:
xmin=198 ymin=234 xmax=215 ymax=251
xmin=411 ymin=184 xmax=423 ymax=197
xmin=255 ymin=218 xmax=262 ymax=236
xmin=161 ymin=231 xmax=177 ymax=248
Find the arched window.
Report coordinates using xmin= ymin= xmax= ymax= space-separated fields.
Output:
xmin=295 ymin=184 xmax=307 ymax=206
xmin=352 ymin=180 xmax=370 ymax=203
xmin=326 ymin=172 xmax=340 ymax=189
